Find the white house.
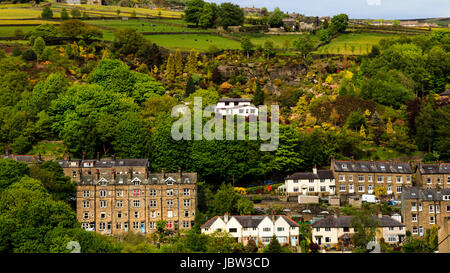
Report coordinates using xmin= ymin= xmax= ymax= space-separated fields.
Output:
xmin=201 ymin=213 xmax=300 ymax=246
xmin=285 ymin=166 xmax=336 ymax=197
xmin=311 ymin=215 xmax=406 ymax=247
xmin=215 ymin=98 xmax=258 ymax=117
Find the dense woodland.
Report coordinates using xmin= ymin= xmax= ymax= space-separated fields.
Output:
xmin=0 ymin=1 xmax=449 ymax=253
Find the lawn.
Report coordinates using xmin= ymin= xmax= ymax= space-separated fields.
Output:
xmin=144 ymin=34 xmax=241 ymax=52
xmin=315 ymin=32 xmax=402 ymax=55
xmin=0 ymin=8 xmax=43 ymax=19
xmin=0 ymin=25 xmax=37 ymax=37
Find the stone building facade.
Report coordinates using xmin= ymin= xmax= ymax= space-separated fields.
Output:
xmin=331 ymin=158 xmax=413 ymax=199
xmin=58 ymin=156 xmax=197 ymax=236
xmin=416 ymin=162 xmax=450 ymax=189
xmin=401 ymin=187 xmax=450 ymax=252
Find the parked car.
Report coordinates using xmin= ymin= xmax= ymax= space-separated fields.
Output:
xmin=362 ymin=194 xmax=380 ymax=203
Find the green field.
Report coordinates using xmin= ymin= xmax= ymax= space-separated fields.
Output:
xmin=241 ymin=33 xmax=321 ymax=49
xmin=88 ymin=19 xmax=212 ymax=33
xmin=0 ymin=25 xmax=37 ymax=37
xmin=0 ymin=8 xmax=45 ymax=19
xmin=316 ymin=32 xmax=402 ymax=55
xmin=144 ymin=34 xmax=241 ymax=52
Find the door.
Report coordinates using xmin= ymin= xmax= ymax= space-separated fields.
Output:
xmin=291 ymin=236 xmax=297 ymax=246
xmin=140 ymin=222 xmax=145 ymax=233
xmin=315 ymin=236 xmax=322 ymax=245
xmin=124 ymin=223 xmax=128 ymax=232
xmin=419 ymin=226 xmax=423 ymax=237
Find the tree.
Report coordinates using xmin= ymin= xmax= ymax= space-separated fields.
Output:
xmin=350 ymin=205 xmax=379 ymax=251
xmin=240 ymin=36 xmax=254 ymax=58
xmin=174 ymin=48 xmax=183 ymax=76
xmin=184 ymin=0 xmax=205 ymax=27
xmin=185 ymin=76 xmax=196 ymax=97
xmin=186 ymin=48 xmax=198 ymax=74
xmin=137 ymin=42 xmax=163 ymax=68
xmin=217 ymin=2 xmax=244 ymax=28
xmin=71 ymin=8 xmax=81 ymax=19
xmin=41 ymin=6 xmax=53 ymax=19
xmin=113 ymin=27 xmax=147 ymax=56
xmin=268 ymin=7 xmax=284 ymax=28
xmin=0 ymin=158 xmax=29 ymax=191
xmin=198 ymin=2 xmax=214 ymax=28
xmin=263 ymin=40 xmax=275 ymax=59
xmin=33 ymin=36 xmax=46 ymax=62
xmin=245 ymin=238 xmax=258 ymax=253
xmin=293 ymin=34 xmax=315 ymax=59
xmin=252 ymin=80 xmax=264 ymax=106
xmin=330 ymin=13 xmax=349 ymax=34
xmin=59 ymin=20 xmax=102 ymax=41
xmin=60 ymin=8 xmax=69 ymax=20
xmin=263 ymin=235 xmax=282 ymax=253
xmin=165 ymin=53 xmax=175 ymax=82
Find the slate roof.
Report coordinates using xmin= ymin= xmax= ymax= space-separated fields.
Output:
xmin=333 ymin=160 xmax=413 ymax=174
xmin=57 ymin=158 xmax=149 ymax=168
xmin=218 ymin=98 xmax=251 ymax=102
xmin=402 ymin=187 xmax=450 ymax=201
xmin=2 ymin=154 xmax=43 ymax=164
xmin=76 ymin=172 xmax=197 ymax=186
xmin=286 ymin=170 xmax=334 ymax=180
xmin=419 ymin=163 xmax=450 ymax=174
xmin=311 ymin=215 xmax=405 ymax=228
xmin=201 ymin=215 xmax=299 ymax=229
xmin=440 ymin=89 xmax=450 ymax=96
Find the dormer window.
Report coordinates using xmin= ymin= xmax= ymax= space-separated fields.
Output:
xmin=184 ymin=178 xmax=190 ymax=183
xmin=133 ymin=178 xmax=141 ymax=186
xmin=99 ymin=178 xmax=107 ymax=186
xmin=119 ymin=178 xmax=124 ymax=184
xmin=398 ymin=166 xmax=403 ymax=170
xmin=380 ymin=165 xmax=386 ymax=170
xmin=342 ymin=164 xmax=347 ymax=169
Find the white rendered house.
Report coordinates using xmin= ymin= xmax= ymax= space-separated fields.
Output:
xmin=285 ymin=166 xmax=336 ymax=196
xmin=201 ymin=213 xmax=300 ymax=246
xmin=215 ymin=98 xmax=259 ymax=117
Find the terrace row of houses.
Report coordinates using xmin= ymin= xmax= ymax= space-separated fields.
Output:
xmin=285 ymin=158 xmax=450 ymax=200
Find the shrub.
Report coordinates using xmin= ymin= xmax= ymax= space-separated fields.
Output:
xmin=41 ymin=6 xmax=53 ymax=19
xmin=13 ymin=28 xmax=24 ymax=39
xmin=22 ymin=49 xmax=37 ymax=61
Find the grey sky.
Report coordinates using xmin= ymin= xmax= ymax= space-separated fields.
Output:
xmin=207 ymin=0 xmax=450 ymax=19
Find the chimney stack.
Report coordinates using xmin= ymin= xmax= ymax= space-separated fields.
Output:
xmin=96 ymin=169 xmax=100 ymax=180
xmin=313 ymin=164 xmax=317 ymax=174
xmin=112 ymin=168 xmax=116 ymax=179
xmin=178 ymin=168 xmax=182 ymax=177
xmin=128 ymin=168 xmax=132 ymax=179
xmin=224 ymin=212 xmax=229 ymax=224
xmin=82 ymin=152 xmax=86 ymax=161
xmin=162 ymin=168 xmax=165 ymax=178
xmin=97 ymin=152 xmax=100 ymax=161
xmin=67 ymin=153 xmax=71 ymax=161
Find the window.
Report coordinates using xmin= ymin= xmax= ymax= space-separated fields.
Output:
xmin=100 ymin=190 xmax=106 ymax=197
xmin=182 ymin=221 xmax=190 ymax=228
xmin=133 ymin=190 xmax=140 ymax=197
xmin=339 ymin=175 xmax=345 ymax=182
xmin=277 ymin=227 xmax=285 ymax=232
xmin=406 ymin=176 xmax=411 ymax=183
xmin=388 ymin=236 xmax=397 ymax=242
xmin=115 ymin=222 xmax=122 ymax=230
xmin=387 ymin=176 xmax=392 ymax=183
xmin=293 ymin=179 xmax=298 ymax=183
xmin=116 ymin=201 xmax=123 ymax=208
xmin=167 ymin=200 xmax=174 ymax=207
xmin=117 ymin=212 xmax=122 ymax=219
xmin=229 ymin=228 xmax=237 ymax=233
xmin=83 ymin=191 xmax=90 ymax=198
xmin=358 ymin=185 xmax=364 ymax=192
xmin=263 ymin=228 xmax=271 ymax=232
xmin=349 ymin=184 xmax=354 ymax=192
xmin=419 ymin=203 xmax=422 ymax=211
xmin=99 ymin=222 xmax=105 ymax=230
xmin=348 ymin=175 xmax=353 ymax=182
xmin=325 ymin=237 xmax=331 ymax=243
xmin=134 ymin=211 xmax=139 ymax=218
xmin=309 ymin=187 xmax=315 ymax=192
xmin=342 ymin=164 xmax=347 ymax=169
xmin=320 ymin=179 xmax=325 ymax=183
xmin=325 ymin=227 xmax=331 ymax=232
xmin=368 ymin=185 xmax=374 ymax=193
xmin=396 ymin=186 xmax=402 ymax=193
xmin=368 ymin=175 xmax=373 ymax=182
xmin=168 ymin=211 xmax=173 ymax=218
xmin=100 ymin=212 xmax=106 ymax=219
xmin=149 ymin=200 xmax=157 ymax=207
xmin=183 ymin=189 xmax=190 ymax=196
xmin=116 ymin=190 xmax=123 ymax=197
xmin=149 ymin=189 xmax=156 ymax=196
xmin=412 ymin=227 xmax=418 ymax=234
xmin=83 ymin=201 xmax=90 ymax=208
xmin=184 ymin=211 xmax=189 ymax=217
xmin=412 ymin=214 xmax=417 ymax=222
xmin=447 ymin=176 xmax=450 ymax=184
xmin=133 ymin=222 xmax=139 ymax=229
xmin=430 ymin=216 xmax=435 ymax=224
xmin=436 ymin=205 xmax=440 ymax=213
xmin=377 ymin=176 xmax=383 ymax=183
xmin=429 ymin=205 xmax=434 ymax=213
xmin=396 ymin=176 xmax=402 ymax=183
xmin=358 ymin=175 xmax=364 ymax=182
xmin=437 ymin=177 xmax=441 ymax=184
xmin=446 ymin=205 xmax=450 ymax=212
xmin=320 ymin=186 xmax=326 ymax=192
xmin=293 ymin=187 xmax=299 ymax=192
xmin=339 ymin=185 xmax=346 ymax=192
xmin=309 ymin=179 xmax=314 ymax=183
xmin=73 ymin=171 xmax=77 ymax=178
xmin=411 ymin=202 xmax=417 ymax=211
xmin=151 ymin=211 xmax=156 ymax=218
xmin=343 ymin=227 xmax=350 ymax=232
xmin=133 ymin=200 xmax=140 ymax=208
xmin=100 ymin=200 xmax=107 ymax=208
xmin=388 ymin=227 xmax=394 ymax=231
xmin=427 ymin=177 xmax=432 ymax=184
xmin=83 ymin=212 xmax=89 ymax=219
xmin=315 ymin=228 xmax=320 ymax=232
xmin=167 ymin=179 xmax=174 ymax=186
xmin=149 ymin=222 xmax=155 ymax=229
xmin=167 ymin=189 xmax=174 ymax=196
xmin=387 ymin=185 xmax=392 ymax=192
xmin=184 ymin=199 xmax=190 ymax=207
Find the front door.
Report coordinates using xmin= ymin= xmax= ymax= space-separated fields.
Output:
xmin=291 ymin=236 xmax=297 ymax=246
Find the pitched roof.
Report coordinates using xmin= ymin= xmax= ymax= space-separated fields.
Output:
xmin=218 ymin=98 xmax=251 ymax=102
xmin=2 ymin=154 xmax=43 ymax=164
xmin=286 ymin=170 xmax=334 ymax=180
xmin=333 ymin=160 xmax=413 ymax=174
xmin=440 ymin=89 xmax=450 ymax=96
xmin=419 ymin=163 xmax=450 ymax=174
xmin=57 ymin=158 xmax=149 ymax=168
xmin=201 ymin=215 xmax=299 ymax=229
xmin=402 ymin=187 xmax=450 ymax=201
xmin=311 ymin=215 xmax=404 ymax=228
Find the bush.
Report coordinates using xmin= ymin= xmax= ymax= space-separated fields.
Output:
xmin=13 ymin=28 xmax=24 ymax=39
xmin=251 ymin=196 xmax=262 ymax=203
xmin=41 ymin=6 xmax=53 ymax=20
xmin=12 ymin=44 xmax=22 ymax=56
xmin=22 ymin=49 xmax=37 ymax=61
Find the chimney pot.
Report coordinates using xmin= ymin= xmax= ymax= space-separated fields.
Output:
xmin=82 ymin=152 xmax=86 ymax=160
xmin=162 ymin=168 xmax=165 ymax=178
